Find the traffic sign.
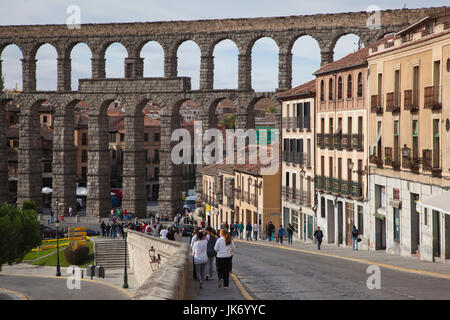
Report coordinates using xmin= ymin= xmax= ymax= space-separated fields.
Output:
xmin=68 ymin=227 xmax=86 ymax=232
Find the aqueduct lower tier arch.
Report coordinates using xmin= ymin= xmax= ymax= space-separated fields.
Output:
xmin=0 ymin=6 xmax=446 ymax=92
xmin=0 ymin=77 xmax=280 ymax=218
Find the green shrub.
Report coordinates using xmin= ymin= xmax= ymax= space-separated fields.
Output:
xmin=64 ymin=245 xmax=89 ymax=265
xmin=22 ymin=200 xmax=36 ymax=212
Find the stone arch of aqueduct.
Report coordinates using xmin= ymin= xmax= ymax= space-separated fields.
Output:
xmin=0 ymin=7 xmax=444 ymax=218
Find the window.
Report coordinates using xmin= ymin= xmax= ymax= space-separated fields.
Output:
xmin=377 ymin=73 xmax=383 ymax=106
xmin=320 ymin=80 xmax=324 ymax=101
xmin=9 ymin=115 xmax=14 ymax=125
xmin=144 ymin=133 xmax=148 ymax=142
xmin=393 ymin=188 xmax=400 ymax=200
xmin=43 ymin=116 xmax=48 ymax=124
xmin=394 ymin=69 xmax=400 ymax=106
xmin=154 ymin=149 xmax=160 ymax=161
xmin=347 ymin=74 xmax=352 ymax=98
xmin=394 ymin=208 xmax=400 ymax=243
xmin=328 ymin=78 xmax=333 ymax=100
xmin=357 ymin=72 xmax=363 ymax=97
xmin=81 ymin=132 xmax=87 ymax=146
xmin=81 ymin=166 xmax=87 ymax=180
xmin=378 ymin=185 xmax=386 ymax=208
xmin=285 ymin=172 xmax=290 ymax=187
xmin=394 ymin=120 xmax=399 ymax=164
xmin=433 ymin=119 xmax=439 ymax=168
xmin=44 ymin=163 xmax=52 ymax=173
xmin=424 ymin=208 xmax=428 ymax=226
xmin=337 ymin=76 xmax=342 ymax=100
xmin=413 ymin=66 xmax=419 ymax=106
xmin=82 ymin=150 xmax=88 ymax=163
xmin=154 ymin=133 xmax=160 ymax=142
xmin=357 ymin=206 xmax=364 ymax=235
xmin=120 ymin=133 xmax=124 ymax=142
xmin=412 ymin=120 xmax=418 ymax=159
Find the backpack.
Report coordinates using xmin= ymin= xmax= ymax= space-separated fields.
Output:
xmin=207 ymin=236 xmax=217 ymax=257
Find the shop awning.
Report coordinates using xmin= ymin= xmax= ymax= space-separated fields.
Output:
xmin=369 ymin=126 xmax=382 ymax=156
xmin=419 ymin=190 xmax=450 ymax=215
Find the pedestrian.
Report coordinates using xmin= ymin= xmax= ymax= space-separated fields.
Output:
xmin=69 ymin=207 xmax=73 ymax=217
xmin=167 ymin=227 xmax=175 ymax=241
xmin=287 ymin=223 xmax=295 ymax=245
xmin=238 ymin=222 xmax=244 ymax=240
xmin=277 ymin=225 xmax=286 ymax=244
xmin=100 ymin=221 xmax=106 ymax=237
xmin=160 ymin=226 xmax=168 ymax=240
xmin=105 ymin=223 xmax=111 ymax=237
xmin=214 ymin=229 xmax=235 ymax=288
xmin=192 ymin=231 xmax=208 ymax=289
xmin=230 ymin=222 xmax=235 ymax=236
xmin=50 ymin=209 xmax=54 ymax=224
xmin=313 ymin=226 xmax=324 ymax=250
xmin=246 ymin=222 xmax=253 ymax=241
xmin=253 ymin=222 xmax=259 ymax=241
xmin=205 ymin=227 xmax=217 ymax=280
xmin=190 ymin=228 xmax=200 ymax=280
xmin=267 ymin=221 xmax=275 ymax=242
xmin=145 ymin=223 xmax=152 ymax=235
xmin=351 ymin=225 xmax=360 ymax=251
xmin=201 ymin=220 xmax=205 ymax=229
xmin=111 ymin=222 xmax=117 ymax=239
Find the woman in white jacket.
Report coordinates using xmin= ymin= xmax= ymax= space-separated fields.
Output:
xmin=214 ymin=229 xmax=235 ymax=288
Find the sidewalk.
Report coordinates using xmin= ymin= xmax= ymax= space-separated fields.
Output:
xmin=0 ymin=263 xmax=138 ymax=298
xmin=234 ymin=238 xmax=450 ymax=279
xmin=187 ymin=259 xmax=249 ymax=300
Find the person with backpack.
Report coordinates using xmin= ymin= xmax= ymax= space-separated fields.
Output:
xmin=205 ymin=227 xmax=217 ymax=280
xmin=351 ymin=225 xmax=360 ymax=251
xmin=277 ymin=225 xmax=286 ymax=244
xmin=246 ymin=222 xmax=253 ymax=241
xmin=287 ymin=223 xmax=295 ymax=245
xmin=313 ymin=226 xmax=324 ymax=250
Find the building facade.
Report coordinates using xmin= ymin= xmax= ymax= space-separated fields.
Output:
xmin=279 ymin=80 xmax=316 ymax=242
xmin=367 ymin=13 xmax=450 ymax=261
xmin=314 ymin=46 xmax=372 ymax=248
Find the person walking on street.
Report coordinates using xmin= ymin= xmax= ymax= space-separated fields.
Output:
xmin=192 ymin=231 xmax=208 ymax=289
xmin=201 ymin=220 xmax=205 ymax=229
xmin=277 ymin=225 xmax=286 ymax=244
xmin=238 ymin=222 xmax=244 ymax=240
xmin=267 ymin=221 xmax=275 ymax=241
xmin=50 ymin=209 xmax=54 ymax=224
xmin=253 ymin=222 xmax=259 ymax=241
xmin=246 ymin=222 xmax=253 ymax=241
xmin=100 ymin=221 xmax=106 ymax=237
xmin=351 ymin=225 xmax=360 ymax=251
xmin=314 ymin=226 xmax=324 ymax=250
xmin=105 ymin=223 xmax=111 ymax=237
xmin=69 ymin=207 xmax=73 ymax=217
xmin=287 ymin=223 xmax=295 ymax=245
xmin=214 ymin=229 xmax=235 ymax=288
xmin=205 ymin=227 xmax=217 ymax=280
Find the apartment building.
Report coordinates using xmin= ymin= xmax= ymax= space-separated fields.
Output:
xmin=313 ymin=44 xmax=374 ymax=249
xmin=278 ymin=79 xmax=316 ymax=241
xmin=367 ymin=12 xmax=450 ymax=262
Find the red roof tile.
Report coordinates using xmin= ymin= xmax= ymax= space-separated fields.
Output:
xmin=277 ymin=79 xmax=316 ymax=98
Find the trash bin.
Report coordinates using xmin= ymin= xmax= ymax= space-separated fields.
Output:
xmin=87 ymin=265 xmax=95 ymax=279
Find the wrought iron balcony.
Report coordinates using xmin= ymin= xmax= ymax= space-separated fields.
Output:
xmin=317 ymin=133 xmax=325 ymax=149
xmin=404 ymin=89 xmax=419 ymax=112
xmin=424 ymin=86 xmax=442 ymax=110
xmin=352 ymin=134 xmax=363 ymax=151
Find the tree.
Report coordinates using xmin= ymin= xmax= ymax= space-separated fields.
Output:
xmin=267 ymin=105 xmax=277 ymax=114
xmin=0 ymin=203 xmax=42 ymax=271
xmin=221 ymin=114 xmax=236 ymax=129
xmin=0 ymin=74 xmax=4 ymax=92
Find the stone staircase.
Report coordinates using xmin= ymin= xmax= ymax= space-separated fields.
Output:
xmin=93 ymin=238 xmax=130 ymax=270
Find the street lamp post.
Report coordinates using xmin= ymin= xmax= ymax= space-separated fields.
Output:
xmin=122 ymin=229 xmax=128 ymax=288
xmin=55 ymin=217 xmax=61 ymax=277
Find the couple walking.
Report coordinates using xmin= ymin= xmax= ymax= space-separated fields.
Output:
xmin=191 ymin=227 xmax=235 ymax=289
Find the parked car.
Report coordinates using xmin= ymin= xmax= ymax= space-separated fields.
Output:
xmin=181 ymin=224 xmax=194 ymax=237
xmin=85 ymin=229 xmax=100 ymax=237
xmin=39 ymin=225 xmax=63 ymax=239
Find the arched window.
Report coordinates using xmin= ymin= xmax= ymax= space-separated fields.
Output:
xmin=328 ymin=78 xmax=333 ymax=100
xmin=357 ymin=72 xmax=363 ymax=97
xmin=320 ymin=80 xmax=324 ymax=101
xmin=347 ymin=74 xmax=352 ymax=98
xmin=337 ymin=76 xmax=343 ymax=100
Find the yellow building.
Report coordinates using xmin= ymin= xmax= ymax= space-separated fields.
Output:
xmin=367 ymin=12 xmax=450 ymax=262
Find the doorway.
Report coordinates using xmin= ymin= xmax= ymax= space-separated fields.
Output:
xmin=445 ymin=214 xmax=450 ymax=260
xmin=432 ymin=210 xmax=441 ymax=260
xmin=345 ymin=203 xmax=354 ymax=246
xmin=410 ymin=193 xmax=420 ymax=254
xmin=375 ymin=217 xmax=386 ymax=250
xmin=327 ymin=199 xmax=335 ymax=243
xmin=337 ymin=201 xmax=343 ymax=245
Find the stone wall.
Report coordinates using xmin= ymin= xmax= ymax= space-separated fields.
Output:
xmin=126 ymin=229 xmax=190 ymax=300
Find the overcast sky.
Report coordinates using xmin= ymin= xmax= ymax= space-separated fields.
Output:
xmin=1 ymin=0 xmax=447 ymax=91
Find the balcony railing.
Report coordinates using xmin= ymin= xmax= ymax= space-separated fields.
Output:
xmin=422 ymin=149 xmax=432 ymax=171
xmin=352 ymin=134 xmax=363 ymax=151
xmin=343 ymin=134 xmax=352 ymax=151
xmin=424 ymin=86 xmax=442 ymax=109
xmin=315 ymin=176 xmax=323 ymax=190
xmin=404 ymin=89 xmax=419 ymax=111
xmin=324 ymin=133 xmax=334 ymax=149
xmin=334 ymin=133 xmax=342 ymax=150
xmin=317 ymin=133 xmax=325 ymax=149
xmin=384 ymin=147 xmax=393 ymax=166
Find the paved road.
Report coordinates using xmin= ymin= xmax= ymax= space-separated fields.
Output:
xmin=0 ymin=275 xmax=131 ymax=300
xmin=233 ymin=242 xmax=450 ymax=300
